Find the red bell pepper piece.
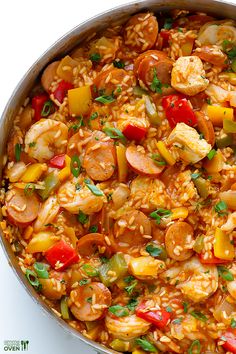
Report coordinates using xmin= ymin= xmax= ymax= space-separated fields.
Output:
xmin=32 ymin=93 xmax=49 ymax=121
xmin=53 ymin=80 xmax=74 ymax=103
xmin=123 ymin=124 xmax=147 ymax=141
xmin=162 ymin=95 xmax=197 ymax=128
xmin=222 ymin=331 xmax=236 ymax=354
xmin=45 ymin=240 xmax=79 ymax=271
xmin=49 ymin=154 xmax=66 ymax=169
xmin=159 ymin=30 xmax=171 ymax=48
xmin=136 ymin=302 xmax=171 ymax=329
xmin=199 ymin=253 xmax=229 ymax=264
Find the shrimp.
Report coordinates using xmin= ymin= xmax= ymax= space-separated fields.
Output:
xmin=221 ymin=211 xmax=236 ymax=232
xmin=58 ymin=179 xmax=105 ymax=215
xmin=25 ymin=119 xmax=68 ymax=161
xmin=161 ymin=257 xmax=218 ymax=302
xmin=34 ymin=196 xmax=60 ymax=232
xmin=105 ymin=313 xmax=151 ymax=340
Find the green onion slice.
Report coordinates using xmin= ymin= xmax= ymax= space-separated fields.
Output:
xmin=33 ymin=262 xmax=49 ymax=279
xmin=109 ymin=305 xmax=129 ymax=317
xmin=84 ymin=178 xmax=104 ymax=196
xmin=70 ymin=155 xmax=81 ymax=177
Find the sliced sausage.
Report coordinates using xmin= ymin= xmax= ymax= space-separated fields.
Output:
xmin=6 ymin=188 xmax=40 ymax=227
xmin=93 ymin=68 xmax=133 ymax=97
xmin=126 ymin=145 xmax=165 ymax=176
xmin=124 ymin=13 xmax=158 ymax=53
xmin=67 ymin=131 xmax=91 ymax=157
xmin=69 ymin=282 xmax=111 ymax=321
xmin=77 ymin=233 xmax=113 ymax=257
xmin=41 ymin=61 xmax=60 ymax=92
xmin=195 ymin=111 xmax=215 ymax=146
xmin=113 ymin=210 xmax=151 ymax=251
xmin=165 ymin=221 xmax=194 ymax=261
xmin=133 ymin=50 xmax=168 ymax=75
xmin=83 ymin=131 xmax=116 ymax=181
xmin=194 ymin=46 xmax=228 ymax=66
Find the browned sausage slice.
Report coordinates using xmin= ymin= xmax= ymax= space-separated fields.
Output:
xmin=134 ymin=50 xmax=169 ymax=75
xmin=124 ymin=13 xmax=158 ymax=53
xmin=126 ymin=145 xmax=164 ymax=176
xmin=77 ymin=233 xmax=113 ymax=257
xmin=41 ymin=61 xmax=60 ymax=92
xmin=69 ymin=282 xmax=111 ymax=321
xmin=93 ymin=68 xmax=133 ymax=97
xmin=6 ymin=188 xmax=40 ymax=227
xmin=114 ymin=210 xmax=151 ymax=251
xmin=83 ymin=131 xmax=116 ymax=181
xmin=165 ymin=221 xmax=194 ymax=261
xmin=137 ymin=56 xmax=173 ymax=89
xmin=194 ymin=46 xmax=227 ymax=67
xmin=195 ymin=111 xmax=215 ymax=146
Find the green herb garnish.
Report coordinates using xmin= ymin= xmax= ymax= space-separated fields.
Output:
xmin=90 ymin=53 xmax=101 ymax=62
xmin=70 ymin=155 xmax=81 ymax=177
xmin=113 ymin=59 xmax=125 ymax=68
xmin=125 ymin=280 xmax=138 ymax=295
xmin=217 ymin=266 xmax=234 ymax=281
xmin=103 ymin=126 xmax=126 ymax=144
xmin=109 ymin=305 xmax=129 ymax=317
xmin=84 ymin=178 xmax=104 ymax=196
xmin=135 ymin=337 xmax=157 ymax=352
xmin=150 ymin=68 xmax=163 ymax=94
xmin=163 ymin=18 xmax=173 ymax=30
xmin=77 ymin=210 xmax=89 ymax=225
xmin=15 ymin=143 xmax=22 ymax=162
xmin=25 ymin=269 xmax=41 ymax=291
xmin=149 ymin=208 xmax=172 ymax=224
xmin=207 ymin=149 xmax=216 ymax=160
xmin=190 ymin=311 xmax=207 ymax=322
xmin=89 ymin=225 xmax=98 ymax=233
xmin=188 ymin=339 xmax=201 ymax=354
xmin=214 ymin=200 xmax=228 ymax=216
xmin=126 ymin=298 xmax=138 ymax=312
xmin=24 ymin=183 xmax=35 ymax=197
xmin=81 ymin=264 xmax=98 ymax=277
xmin=95 ymin=95 xmax=115 ymax=104
xmin=191 ymin=173 xmax=201 ymax=180
xmin=33 ymin=262 xmax=49 ymax=279
xmin=41 ymin=100 xmax=54 ymax=117
xmin=146 ymin=244 xmax=163 ymax=257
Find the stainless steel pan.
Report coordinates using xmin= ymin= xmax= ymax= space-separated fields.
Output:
xmin=1 ymin=1 xmax=236 ymax=353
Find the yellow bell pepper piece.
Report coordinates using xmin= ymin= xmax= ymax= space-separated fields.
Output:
xmin=21 ymin=163 xmax=45 ymax=183
xmin=204 ymin=150 xmax=224 ymax=173
xmin=214 ymin=227 xmax=234 ymax=260
xmin=132 ymin=350 xmax=147 ymax=354
xmin=156 ymin=141 xmax=176 ymax=166
xmin=58 ymin=155 xmax=71 ymax=182
xmin=181 ymin=38 xmax=194 ymax=56
xmin=130 ymin=256 xmax=165 ymax=278
xmin=86 ymin=325 xmax=101 ymax=341
xmin=171 ymin=207 xmax=189 ymax=220
xmin=68 ymin=86 xmax=92 ymax=116
xmin=116 ymin=143 xmax=128 ymax=182
xmin=56 ymin=55 xmax=78 ymax=82
xmin=26 ymin=232 xmax=59 ymax=253
xmin=207 ymin=105 xmax=233 ymax=126
xmin=23 ymin=226 xmax=34 ymax=240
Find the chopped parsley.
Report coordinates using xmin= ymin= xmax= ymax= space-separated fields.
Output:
xmin=146 ymin=243 xmax=163 ymax=257
xmin=113 ymin=59 xmax=125 ymax=68
xmin=125 ymin=280 xmax=138 ymax=296
xmin=124 ymin=275 xmax=135 ymax=283
xmin=126 ymin=298 xmax=138 ymax=312
xmin=231 ymin=318 xmax=236 ymax=328
xmin=190 ymin=311 xmax=207 ymax=322
xmin=135 ymin=337 xmax=157 ymax=352
xmin=166 ymin=306 xmax=172 ymax=313
xmin=150 ymin=68 xmax=163 ymax=94
xmin=95 ymin=95 xmax=115 ymax=104
xmin=163 ymin=18 xmax=173 ymax=30
xmin=29 ymin=142 xmax=36 ymax=147
xmin=77 ymin=210 xmax=89 ymax=225
xmin=89 ymin=225 xmax=98 ymax=233
xmin=87 ymin=297 xmax=92 ymax=303
xmin=90 ymin=53 xmax=101 ymax=62
xmin=103 ymin=126 xmax=126 ymax=144
xmin=183 ymin=301 xmax=188 ymax=313
xmin=109 ymin=305 xmax=129 ymax=317
xmin=188 ymin=339 xmax=201 ymax=354
xmin=79 ymin=278 xmax=90 ymax=286
xmin=15 ymin=143 xmax=22 ymax=162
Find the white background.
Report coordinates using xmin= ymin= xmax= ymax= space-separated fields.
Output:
xmin=1 ymin=1 xmax=236 ymax=354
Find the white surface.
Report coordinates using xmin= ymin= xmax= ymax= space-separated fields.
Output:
xmin=1 ymin=1 xmax=236 ymax=354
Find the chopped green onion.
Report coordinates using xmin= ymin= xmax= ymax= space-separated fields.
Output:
xmin=81 ymin=264 xmax=98 ymax=277
xmin=217 ymin=266 xmax=234 ymax=281
xmin=90 ymin=53 xmax=101 ymax=62
xmin=124 ymin=275 xmax=135 ymax=283
xmin=207 ymin=149 xmax=216 ymax=160
xmin=113 ymin=59 xmax=125 ymax=68
xmin=149 ymin=208 xmax=172 ymax=224
xmin=214 ymin=200 xmax=228 ymax=216
xmin=151 ymin=153 xmax=166 ymax=165
xmin=190 ymin=311 xmax=207 ymax=322
xmin=84 ymin=178 xmax=104 ymax=196
xmin=188 ymin=339 xmax=201 ymax=354
xmin=69 ymin=116 xmax=84 ymax=131
xmin=33 ymin=262 xmax=49 ymax=279
xmin=25 ymin=269 xmax=41 ymax=291
xmin=89 ymin=225 xmax=98 ymax=233
xmin=103 ymin=126 xmax=126 ymax=144
xmin=109 ymin=305 xmax=129 ymax=317
xmin=166 ymin=306 xmax=172 ymax=313
xmin=60 ymin=296 xmax=70 ymax=320
xmin=15 ymin=143 xmax=22 ymax=162
xmin=41 ymin=100 xmax=53 ymax=117
xmin=90 ymin=112 xmax=98 ymax=120
xmin=191 ymin=172 xmax=201 ymax=180
xmin=135 ymin=337 xmax=157 ymax=352
xmin=95 ymin=95 xmax=115 ymax=104
xmin=29 ymin=142 xmax=36 ymax=147
xmin=70 ymin=155 xmax=81 ymax=177
xmin=77 ymin=210 xmax=89 ymax=225
xmin=24 ymin=183 xmax=35 ymax=197
xmin=163 ymin=18 xmax=173 ymax=30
